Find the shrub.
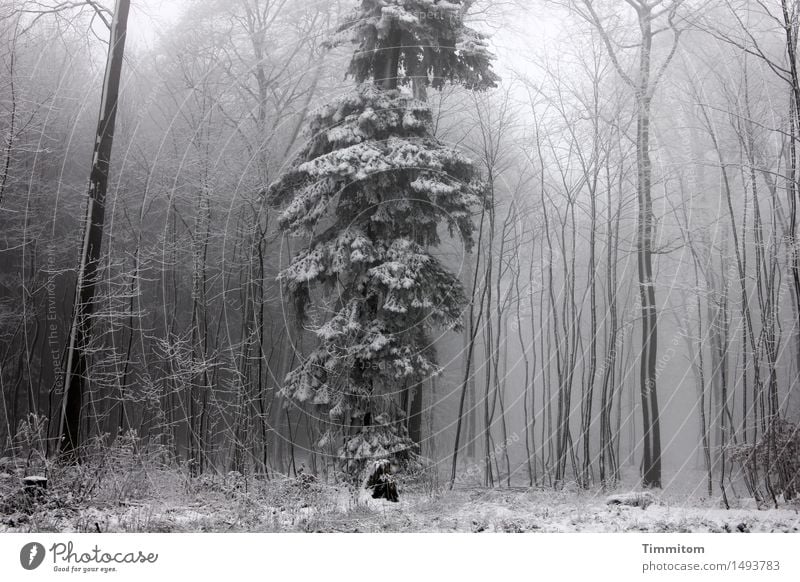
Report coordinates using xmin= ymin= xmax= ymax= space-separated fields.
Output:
xmin=730 ymin=418 xmax=800 ymax=502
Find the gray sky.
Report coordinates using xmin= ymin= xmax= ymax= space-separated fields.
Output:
xmin=127 ymin=0 xmax=182 ymax=50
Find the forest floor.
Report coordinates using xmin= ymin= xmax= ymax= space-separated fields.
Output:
xmin=1 ymin=463 xmax=799 ymax=533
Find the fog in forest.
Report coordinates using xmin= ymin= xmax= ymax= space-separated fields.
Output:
xmin=1 ymin=0 xmax=799 ymax=534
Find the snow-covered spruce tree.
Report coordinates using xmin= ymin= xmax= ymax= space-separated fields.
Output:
xmin=266 ymin=0 xmax=498 ymax=478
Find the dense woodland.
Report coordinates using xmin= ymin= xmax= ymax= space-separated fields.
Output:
xmin=1 ymin=0 xmax=800 ymax=510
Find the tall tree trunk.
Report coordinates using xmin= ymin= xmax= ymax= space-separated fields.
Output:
xmin=781 ymin=0 xmax=800 ymax=380
xmin=59 ymin=0 xmax=131 ymax=460
xmin=449 ymin=206 xmax=489 ymax=488
xmin=635 ymin=10 xmax=661 ymax=488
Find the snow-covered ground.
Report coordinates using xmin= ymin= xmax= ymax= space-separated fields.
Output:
xmin=2 ymin=470 xmax=799 ymax=533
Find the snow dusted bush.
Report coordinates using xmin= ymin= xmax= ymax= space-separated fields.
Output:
xmin=730 ymin=418 xmax=800 ymax=502
xmin=10 ymin=413 xmax=49 ymax=472
xmin=42 ymin=430 xmax=174 ymax=507
xmin=263 ymin=472 xmax=326 ymax=511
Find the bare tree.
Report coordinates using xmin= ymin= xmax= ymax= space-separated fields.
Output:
xmin=569 ymin=0 xmax=684 ymax=487
xmin=59 ymin=0 xmax=130 ymax=460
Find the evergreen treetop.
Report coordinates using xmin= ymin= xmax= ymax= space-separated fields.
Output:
xmin=336 ymin=0 xmax=499 ymax=91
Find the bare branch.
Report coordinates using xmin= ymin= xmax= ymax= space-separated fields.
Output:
xmin=577 ymin=0 xmax=636 ymax=87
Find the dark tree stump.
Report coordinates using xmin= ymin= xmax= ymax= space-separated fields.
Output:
xmin=605 ymin=491 xmax=655 ymax=509
xmin=22 ymin=476 xmax=47 ymax=498
xmin=366 ymin=460 xmax=398 ymax=502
